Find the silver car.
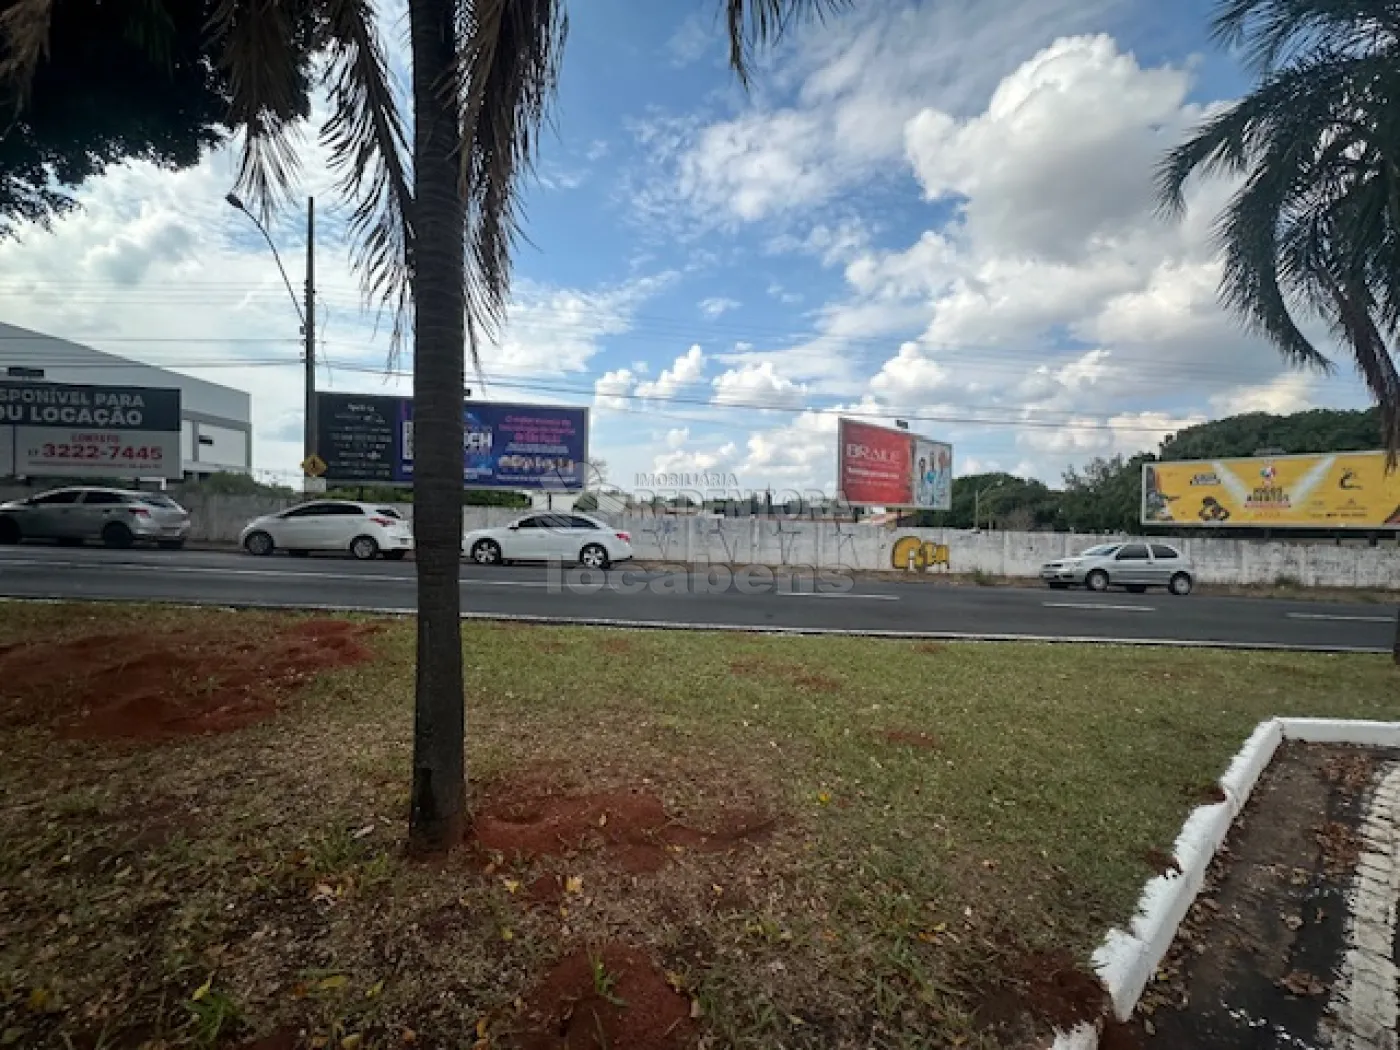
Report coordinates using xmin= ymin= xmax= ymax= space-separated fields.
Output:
xmin=1040 ymin=541 xmax=1194 ymax=595
xmin=0 ymin=486 xmax=191 ymax=549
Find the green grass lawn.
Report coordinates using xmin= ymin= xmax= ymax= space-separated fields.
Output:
xmin=0 ymin=603 xmax=1394 ymax=1049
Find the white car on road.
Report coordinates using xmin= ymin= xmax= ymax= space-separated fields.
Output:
xmin=463 ymin=512 xmax=633 ymax=569
xmin=240 ymin=501 xmax=414 ymax=560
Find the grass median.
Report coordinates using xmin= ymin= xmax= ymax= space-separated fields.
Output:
xmin=0 ymin=603 xmax=1394 ymax=1049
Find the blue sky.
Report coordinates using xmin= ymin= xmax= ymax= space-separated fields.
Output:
xmin=0 ymin=0 xmax=1373 ymax=496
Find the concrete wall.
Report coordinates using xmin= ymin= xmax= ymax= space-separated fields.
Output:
xmin=2 ymin=487 xmax=1396 ymax=589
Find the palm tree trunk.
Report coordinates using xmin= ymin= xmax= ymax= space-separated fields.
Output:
xmin=407 ymin=0 xmax=467 ymax=852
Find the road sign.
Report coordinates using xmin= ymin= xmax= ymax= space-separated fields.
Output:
xmin=301 ymin=453 xmax=327 ymax=478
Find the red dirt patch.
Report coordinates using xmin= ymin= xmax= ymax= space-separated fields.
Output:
xmin=514 ymin=945 xmax=695 ymax=1050
xmin=598 ymin=636 xmax=634 ymax=655
xmin=879 ymin=729 xmax=942 ymax=751
xmin=977 ymin=950 xmax=1107 ymax=1035
xmin=239 ymin=1029 xmax=299 ymax=1050
xmin=911 ymin=641 xmax=945 ymax=654
xmin=0 ymin=617 xmax=374 ymax=741
xmin=1143 ymin=847 xmax=1181 ymax=876
xmin=475 ymin=784 xmax=774 ymax=874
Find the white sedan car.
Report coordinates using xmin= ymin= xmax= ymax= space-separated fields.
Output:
xmin=463 ymin=512 xmax=633 ymax=569
xmin=240 ymin=501 xmax=414 ymax=560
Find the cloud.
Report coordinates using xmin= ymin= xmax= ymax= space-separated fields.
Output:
xmin=1211 ymin=373 xmax=1320 ymax=417
xmin=711 ymin=361 xmax=808 ymax=410
xmin=636 ymin=344 xmax=707 ymax=400
xmin=868 ymin=342 xmax=951 ymax=404
xmin=699 ymin=296 xmax=739 ymax=318
xmin=1017 ymin=410 xmax=1205 ymax=458
xmin=668 ymin=11 xmax=716 ymax=67
xmin=593 ymin=368 xmax=636 ymax=412
xmin=645 ymin=0 xmax=1115 ymax=227
xmin=905 ymin=35 xmax=1193 ymax=259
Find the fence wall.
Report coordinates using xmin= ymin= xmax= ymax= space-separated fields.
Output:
xmin=1 ymin=486 xmax=1395 ymax=589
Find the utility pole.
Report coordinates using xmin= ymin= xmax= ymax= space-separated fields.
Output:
xmin=304 ymin=197 xmax=317 ymax=471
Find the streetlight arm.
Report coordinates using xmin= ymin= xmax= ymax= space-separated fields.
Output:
xmin=226 ymin=195 xmax=306 ymax=328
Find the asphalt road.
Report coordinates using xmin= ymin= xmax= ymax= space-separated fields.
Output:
xmin=0 ymin=545 xmax=1394 ymax=651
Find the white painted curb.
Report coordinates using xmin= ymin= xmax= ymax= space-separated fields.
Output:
xmin=1049 ymin=717 xmax=1400 ymax=1049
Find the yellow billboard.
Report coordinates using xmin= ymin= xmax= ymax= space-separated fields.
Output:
xmin=1143 ymin=452 xmax=1400 ymax=528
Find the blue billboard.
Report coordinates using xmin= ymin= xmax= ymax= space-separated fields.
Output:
xmin=316 ymin=394 xmax=588 ymax=489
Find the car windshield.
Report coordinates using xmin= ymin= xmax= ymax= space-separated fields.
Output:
xmin=375 ymin=507 xmax=403 ymax=519
xmin=1078 ymin=544 xmax=1121 ymax=557
xmin=137 ymin=494 xmax=180 ymax=508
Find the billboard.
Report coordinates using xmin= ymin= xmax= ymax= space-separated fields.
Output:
xmin=837 ymin=418 xmax=952 ymax=509
xmin=0 ymin=379 xmax=182 ymax=480
xmin=1143 ymin=452 xmax=1400 ymax=529
xmin=316 ymin=393 xmax=588 ymax=489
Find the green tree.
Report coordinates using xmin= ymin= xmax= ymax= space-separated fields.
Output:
xmin=0 ymin=0 xmax=314 ymax=237
xmin=1060 ymin=455 xmax=1149 ymax=533
xmin=1158 ymin=0 xmax=1400 ymax=455
xmin=1158 ymin=408 xmax=1381 ymax=460
xmin=3 ymin=0 xmax=845 ymax=851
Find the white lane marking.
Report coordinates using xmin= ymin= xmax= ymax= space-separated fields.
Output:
xmin=1043 ymin=602 xmax=1155 ymax=613
xmin=777 ymin=592 xmax=899 ymax=600
xmin=1326 ymin=762 xmax=1400 ymax=1050
xmin=1286 ymin=612 xmax=1395 ymax=623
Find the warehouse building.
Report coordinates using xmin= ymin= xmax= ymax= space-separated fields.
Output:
xmin=0 ymin=321 xmax=252 ymax=477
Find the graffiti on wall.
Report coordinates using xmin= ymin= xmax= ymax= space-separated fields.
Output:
xmin=890 ymin=535 xmax=950 ymax=572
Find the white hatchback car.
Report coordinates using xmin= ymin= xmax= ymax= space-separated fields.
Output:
xmin=240 ymin=501 xmax=414 ymax=560
xmin=463 ymin=512 xmax=633 ymax=569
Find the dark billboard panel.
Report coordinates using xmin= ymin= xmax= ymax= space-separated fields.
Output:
xmin=317 ymin=393 xmax=588 ymax=490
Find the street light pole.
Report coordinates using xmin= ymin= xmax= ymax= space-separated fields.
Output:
xmin=225 ymin=193 xmax=317 ymax=484
xmin=974 ymin=481 xmax=1004 ymax=531
xmin=304 ymin=198 xmax=316 ymax=475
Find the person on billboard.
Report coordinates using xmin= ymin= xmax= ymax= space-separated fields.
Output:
xmin=933 ymin=447 xmax=951 ymax=507
xmin=915 ymin=456 xmax=930 ymax=506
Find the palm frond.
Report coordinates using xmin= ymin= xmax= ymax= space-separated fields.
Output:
xmin=1322 ymin=270 xmax=1400 ymax=463
xmin=319 ymin=0 xmax=414 ymax=349
xmin=1156 ymin=53 xmax=1375 ymax=215
xmin=0 ymin=0 xmax=53 ymax=109
xmin=724 ymin=0 xmax=848 ymax=85
xmin=1216 ymin=156 xmax=1335 ymax=370
xmin=1210 ymin=0 xmax=1400 ymax=73
xmin=454 ymin=0 xmax=567 ymax=369
xmin=209 ymin=0 xmax=313 ymax=220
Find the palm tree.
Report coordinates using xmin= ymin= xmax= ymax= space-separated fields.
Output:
xmin=1158 ymin=0 xmax=1400 ymax=457
xmin=2 ymin=0 xmax=846 ymax=851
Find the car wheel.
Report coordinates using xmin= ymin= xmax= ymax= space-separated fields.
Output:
xmin=350 ymin=535 xmax=379 ymax=561
xmin=471 ymin=539 xmax=502 ymax=565
xmin=1125 ymin=584 xmax=1148 ymax=594
xmin=579 ymin=543 xmax=610 ymax=570
xmin=383 ymin=550 xmax=407 ymax=561
xmin=0 ymin=517 xmax=19 ymax=545
xmin=101 ymin=522 xmax=134 ymax=549
xmin=157 ymin=539 xmax=186 ymax=550
xmin=1169 ymin=572 xmax=1193 ymax=596
xmin=244 ymin=531 xmax=275 ymax=557
xmin=1085 ymin=569 xmax=1110 ymax=593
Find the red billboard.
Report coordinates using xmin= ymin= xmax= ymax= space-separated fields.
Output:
xmin=837 ymin=418 xmax=953 ymax=509
xmin=840 ymin=419 xmax=913 ymax=505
